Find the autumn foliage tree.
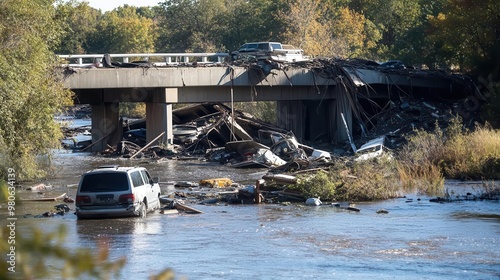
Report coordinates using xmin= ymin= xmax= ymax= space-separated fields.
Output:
xmin=86 ymin=5 xmax=156 ymax=54
xmin=54 ymin=0 xmax=101 ymax=54
xmin=279 ymin=0 xmax=332 ymax=57
xmin=0 ymin=0 xmax=72 ymax=179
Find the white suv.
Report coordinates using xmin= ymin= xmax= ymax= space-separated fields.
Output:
xmin=75 ymin=166 xmax=161 ymax=219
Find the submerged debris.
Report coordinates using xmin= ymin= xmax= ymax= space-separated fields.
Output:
xmin=305 ymin=197 xmax=322 ymax=206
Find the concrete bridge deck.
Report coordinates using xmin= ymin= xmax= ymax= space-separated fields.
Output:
xmin=63 ymin=66 xmax=338 ymax=103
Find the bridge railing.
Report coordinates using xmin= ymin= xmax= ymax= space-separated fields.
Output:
xmin=58 ymin=53 xmax=230 ymax=67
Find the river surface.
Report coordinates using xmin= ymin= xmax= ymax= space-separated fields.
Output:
xmin=12 ymin=151 xmax=500 ymax=279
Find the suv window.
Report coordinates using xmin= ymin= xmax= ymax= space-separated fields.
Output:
xmin=140 ymin=170 xmax=152 ymax=185
xmin=130 ymin=170 xmax=145 ymax=188
xmin=257 ymin=43 xmax=270 ymax=51
xmin=270 ymin=43 xmax=282 ymax=50
xmin=245 ymin=43 xmax=258 ymax=50
xmin=80 ymin=173 xmax=129 ymax=192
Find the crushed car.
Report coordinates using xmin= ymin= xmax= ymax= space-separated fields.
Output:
xmin=355 ymin=136 xmax=393 ymax=161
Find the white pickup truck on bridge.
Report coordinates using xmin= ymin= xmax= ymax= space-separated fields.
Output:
xmin=231 ymin=41 xmax=308 ymax=63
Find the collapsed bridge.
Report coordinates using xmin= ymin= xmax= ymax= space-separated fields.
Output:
xmin=60 ymin=54 xmax=484 ymax=152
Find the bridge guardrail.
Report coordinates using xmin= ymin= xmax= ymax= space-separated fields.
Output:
xmin=58 ymin=53 xmax=230 ymax=67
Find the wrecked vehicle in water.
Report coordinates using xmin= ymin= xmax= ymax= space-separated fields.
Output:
xmin=354 ymin=136 xmax=393 ymax=161
xmin=75 ymin=166 xmax=161 ymax=219
xmin=172 ymin=124 xmax=200 ymax=145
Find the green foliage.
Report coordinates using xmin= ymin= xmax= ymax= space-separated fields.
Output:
xmin=293 ymin=171 xmax=340 ymax=200
xmin=348 ymin=0 xmax=422 ymax=59
xmin=427 ymin=0 xmax=500 ymax=71
xmin=224 ymin=0 xmax=285 ymax=49
xmin=54 ymin=0 xmax=101 ymax=54
xmin=233 ymin=101 xmax=277 ymax=124
xmin=289 ymin=116 xmax=500 ymax=201
xmin=120 ymin=102 xmax=146 ymax=118
xmin=0 ymin=0 xmax=73 ymax=180
xmin=87 ymin=5 xmax=155 ymax=53
xmin=156 ymin=0 xmax=228 ymax=52
xmin=345 ymin=158 xmax=401 ymax=200
xmin=47 ymin=0 xmax=500 ymax=82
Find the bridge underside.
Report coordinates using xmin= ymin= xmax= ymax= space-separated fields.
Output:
xmin=73 ymin=85 xmax=348 ymax=151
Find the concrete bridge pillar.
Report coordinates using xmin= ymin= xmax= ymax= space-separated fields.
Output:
xmin=146 ymin=102 xmax=173 ymax=146
xmin=91 ymin=102 xmax=120 ymax=152
xmin=144 ymin=88 xmax=176 ymax=146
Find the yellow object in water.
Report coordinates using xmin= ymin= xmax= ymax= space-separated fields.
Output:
xmin=199 ymin=178 xmax=233 ymax=188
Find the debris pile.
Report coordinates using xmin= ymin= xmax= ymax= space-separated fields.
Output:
xmin=108 ymin=103 xmax=334 ymax=174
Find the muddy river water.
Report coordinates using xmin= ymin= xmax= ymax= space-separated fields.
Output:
xmin=11 ymin=150 xmax=500 ymax=279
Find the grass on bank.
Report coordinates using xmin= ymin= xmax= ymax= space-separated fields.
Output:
xmin=398 ymin=117 xmax=500 ymax=183
xmin=290 ymin=156 xmax=402 ymax=202
xmin=288 ymin=117 xmax=500 ymax=201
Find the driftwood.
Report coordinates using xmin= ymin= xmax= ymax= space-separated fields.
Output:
xmin=81 ymin=131 xmax=114 ymax=152
xmin=262 ymin=173 xmax=297 ymax=184
xmin=174 ymin=202 xmax=204 ymax=214
xmin=26 ymin=183 xmax=52 ymax=191
xmin=129 ymin=132 xmax=165 ymax=159
xmin=160 ymin=196 xmax=204 ymax=214
xmin=22 ymin=193 xmax=67 ymax=202
xmin=160 ymin=209 xmax=179 ymax=215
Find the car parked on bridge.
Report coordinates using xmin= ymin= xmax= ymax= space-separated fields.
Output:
xmin=231 ymin=41 xmax=306 ymax=62
xmin=75 ymin=165 xmax=161 ymax=219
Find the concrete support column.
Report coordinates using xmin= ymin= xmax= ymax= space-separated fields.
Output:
xmin=91 ymin=102 xmax=120 ymax=152
xmin=144 ymin=88 xmax=176 ymax=145
xmin=146 ymin=103 xmax=173 ymax=146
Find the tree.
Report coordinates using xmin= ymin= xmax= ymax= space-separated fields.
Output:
xmin=352 ymin=0 xmax=421 ymax=59
xmin=87 ymin=5 xmax=156 ymax=53
xmin=330 ymin=7 xmax=375 ymax=58
xmin=279 ymin=0 xmax=333 ymax=57
xmin=156 ymin=0 xmax=234 ymax=53
xmin=54 ymin=0 xmax=101 ymax=54
xmin=427 ymin=0 xmax=500 ymax=72
xmin=279 ymin=1 xmax=381 ymax=59
xmin=0 ymin=0 xmax=72 ymax=180
xmin=155 ymin=0 xmax=285 ymax=53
